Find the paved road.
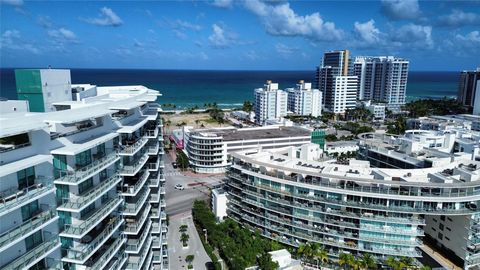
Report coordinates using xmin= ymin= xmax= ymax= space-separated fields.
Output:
xmin=168 ymin=213 xmax=212 ymax=270
xmin=164 ymin=152 xmax=225 ymax=216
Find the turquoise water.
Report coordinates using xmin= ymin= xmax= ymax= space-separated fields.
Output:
xmin=0 ymin=69 xmax=459 ymax=109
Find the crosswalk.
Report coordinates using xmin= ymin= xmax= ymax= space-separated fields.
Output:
xmin=163 ymin=171 xmax=182 ymax=177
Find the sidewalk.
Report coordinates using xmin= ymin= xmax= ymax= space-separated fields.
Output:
xmin=168 ymin=212 xmax=212 ymax=270
xmin=420 ymin=244 xmax=462 ymax=270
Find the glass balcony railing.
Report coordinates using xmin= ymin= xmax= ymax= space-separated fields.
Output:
xmin=121 ymin=151 xmax=149 ymax=176
xmin=0 ymin=177 xmax=54 ymax=214
xmin=147 ymin=158 xmax=160 ymax=171
xmin=125 ymin=236 xmax=152 ymax=270
xmin=123 ymin=188 xmax=150 ymax=215
xmin=160 ymin=199 xmax=166 ymax=208
xmin=125 ymin=205 xmax=151 ymax=234
xmin=119 ymin=137 xmax=149 ymax=155
xmin=0 ymin=210 xmax=56 ymax=251
xmin=61 ymin=197 xmax=122 ymax=237
xmin=85 ymin=235 xmax=126 ymax=270
xmin=64 ymin=216 xmax=123 ymax=262
xmin=2 ymin=238 xmax=59 ymax=270
xmin=147 ymin=141 xmax=159 ymax=155
xmin=55 ymin=151 xmax=119 ymax=184
xmin=59 ymin=174 xmax=121 ymax=211
xmin=106 ymin=249 xmax=127 ymax=270
xmin=122 ymin=170 xmax=149 ymax=196
xmin=126 ymin=221 xmax=152 ymax=253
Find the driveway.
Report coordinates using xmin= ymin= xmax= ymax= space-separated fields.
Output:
xmin=167 ymin=213 xmax=212 ymax=270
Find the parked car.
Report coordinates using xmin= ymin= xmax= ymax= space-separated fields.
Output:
xmin=205 ymin=262 xmax=215 ymax=270
xmin=174 ymin=184 xmax=184 ymax=190
xmin=172 ymin=162 xmax=178 ymax=168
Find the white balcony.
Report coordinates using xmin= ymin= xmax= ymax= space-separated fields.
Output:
xmin=60 ymin=197 xmax=123 ymax=239
xmin=2 ymin=238 xmax=60 ymax=270
xmin=125 ymin=204 xmax=152 ymax=235
xmin=147 ymin=141 xmax=159 ymax=155
xmin=62 ymin=216 xmax=124 ymax=264
xmin=85 ymin=235 xmax=126 ymax=270
xmin=147 ymin=158 xmax=160 ymax=172
xmin=119 ymin=137 xmax=149 ymax=156
xmin=121 ymin=170 xmax=150 ymax=197
xmin=126 ymin=220 xmax=152 ymax=254
xmin=120 ymin=151 xmax=149 ymax=176
xmin=54 ymin=152 xmax=120 ymax=185
xmin=125 ymin=236 xmax=152 ymax=270
xmin=0 ymin=177 xmax=55 ymax=217
xmin=123 ymin=187 xmax=150 ymax=216
xmin=0 ymin=210 xmax=57 ymax=253
xmin=58 ymin=174 xmax=121 ymax=212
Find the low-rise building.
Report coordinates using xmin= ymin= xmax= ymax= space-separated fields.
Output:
xmin=362 ymin=100 xmax=386 ymax=121
xmin=182 ymin=125 xmax=312 ymax=173
xmin=212 ymin=188 xmax=228 ymax=222
xmin=325 ymin=140 xmax=359 ymax=156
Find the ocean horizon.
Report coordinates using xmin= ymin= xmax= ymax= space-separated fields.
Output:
xmin=0 ymin=68 xmax=460 ymax=109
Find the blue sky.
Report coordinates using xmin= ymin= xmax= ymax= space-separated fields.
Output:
xmin=1 ymin=0 xmax=479 ymax=70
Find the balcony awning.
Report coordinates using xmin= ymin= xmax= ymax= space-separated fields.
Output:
xmin=51 ymin=132 xmax=119 ymax=155
xmin=0 ymin=154 xmax=51 ymax=178
xmin=109 ymin=101 xmax=146 ymax=111
xmin=45 ymin=107 xmax=117 ymax=124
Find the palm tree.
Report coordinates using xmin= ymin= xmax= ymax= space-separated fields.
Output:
xmin=351 ymin=258 xmax=362 ymax=270
xmin=359 ymin=253 xmax=377 ymax=269
xmin=385 ymin=256 xmax=403 ymax=270
xmin=339 ymin=252 xmax=355 ymax=269
xmin=315 ymin=246 xmax=329 ymax=266
xmin=400 ymin=257 xmax=415 ymax=270
xmin=180 ymin=233 xmax=189 ymax=246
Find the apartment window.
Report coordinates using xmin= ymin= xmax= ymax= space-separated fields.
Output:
xmin=432 ymin=227 xmax=437 ymax=232
xmin=439 ymin=223 xmax=444 ymax=231
xmin=75 ymin=149 xmax=92 ymax=168
xmin=445 ymin=237 xmax=450 ymax=241
xmin=56 ymin=184 xmax=70 ymax=205
xmin=440 ymin=215 xmax=446 ymax=221
xmin=21 ymin=200 xmax=39 ymax=221
xmin=447 ymin=217 xmax=452 ymax=222
xmin=447 ymin=227 xmax=451 ymax=231
xmin=79 ymin=178 xmax=93 ymax=194
xmin=438 ymin=233 xmax=443 ymax=240
xmin=80 ymin=203 xmax=95 ymax=218
xmin=17 ymin=166 xmax=35 ymax=189
xmin=25 ymin=231 xmax=42 ymax=251
xmin=433 ymin=218 xmax=438 ymax=222
xmin=53 ymin=154 xmax=67 ymax=179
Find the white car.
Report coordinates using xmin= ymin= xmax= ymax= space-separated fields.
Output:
xmin=174 ymin=184 xmax=185 ymax=190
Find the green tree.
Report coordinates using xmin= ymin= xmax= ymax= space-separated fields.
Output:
xmin=339 ymin=253 xmax=355 ymax=269
xmin=359 ymin=253 xmax=377 ymax=269
xmin=179 ymin=224 xmax=188 ymax=233
xmin=242 ymin=101 xmax=254 ymax=112
xmin=257 ymin=253 xmax=279 ymax=270
xmin=385 ymin=256 xmax=404 ymax=270
xmin=176 ymin=150 xmax=189 ymax=170
xmin=186 ymin=254 xmax=195 ymax=268
xmin=181 ymin=233 xmax=189 ymax=246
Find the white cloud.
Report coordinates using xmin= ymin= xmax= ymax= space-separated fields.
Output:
xmin=0 ymin=30 xmax=40 ymax=54
xmin=212 ymin=0 xmax=233 ymax=8
xmin=47 ymin=28 xmax=78 ymax=43
xmin=392 ymin=23 xmax=433 ymax=48
xmin=244 ymin=0 xmax=343 ymax=42
xmin=37 ymin=15 xmax=53 ymax=28
xmin=244 ymin=50 xmax=260 ymax=61
xmin=0 ymin=0 xmax=23 ymax=6
xmin=438 ymin=10 xmax=480 ymax=27
xmin=133 ymin=38 xmax=144 ymax=47
xmin=275 ymin=43 xmax=297 ymax=55
xmin=208 ymin=24 xmax=230 ymax=48
xmin=173 ymin=30 xmax=188 ymax=40
xmin=174 ymin=20 xmax=202 ymax=31
xmin=381 ymin=0 xmax=420 ymax=20
xmin=456 ymin=31 xmax=480 ymax=43
xmin=354 ymin=19 xmax=382 ymax=45
xmin=84 ymin=7 xmax=123 ymax=27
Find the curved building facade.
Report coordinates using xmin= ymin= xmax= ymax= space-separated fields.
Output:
xmin=225 ymin=143 xmax=480 ymax=267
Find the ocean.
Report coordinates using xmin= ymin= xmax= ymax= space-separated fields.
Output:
xmin=0 ymin=68 xmax=459 ymax=109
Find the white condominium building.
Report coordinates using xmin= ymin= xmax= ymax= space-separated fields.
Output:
xmin=0 ymin=69 xmax=168 ymax=270
xmin=182 ymin=125 xmax=312 ymax=173
xmin=324 ymin=76 xmax=357 ymax=114
xmin=474 ymin=83 xmax=480 ymax=116
xmin=353 ymin=56 xmax=409 ymax=111
xmin=227 ymin=134 xmax=480 ymax=268
xmin=254 ymin=81 xmax=288 ymax=125
xmin=286 ymin=80 xmax=323 ymax=117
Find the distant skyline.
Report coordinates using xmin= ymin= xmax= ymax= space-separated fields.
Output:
xmin=1 ymin=0 xmax=479 ymax=71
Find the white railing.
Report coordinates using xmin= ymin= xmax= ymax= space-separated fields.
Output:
xmin=55 ymin=151 xmax=119 ymax=184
